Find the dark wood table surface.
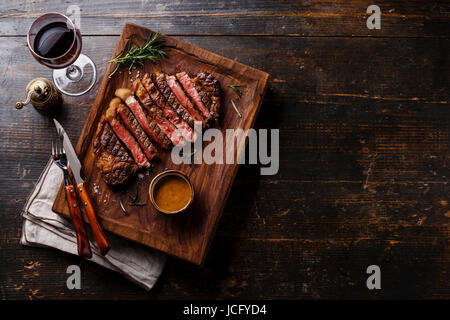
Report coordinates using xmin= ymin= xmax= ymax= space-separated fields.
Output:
xmin=0 ymin=1 xmax=449 ymax=299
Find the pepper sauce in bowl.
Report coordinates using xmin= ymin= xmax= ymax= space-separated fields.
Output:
xmin=149 ymin=170 xmax=194 ymax=214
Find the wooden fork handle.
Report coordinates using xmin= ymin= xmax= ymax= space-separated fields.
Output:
xmin=77 ymin=182 xmax=111 ymax=256
xmin=65 ymin=185 xmax=92 ymax=258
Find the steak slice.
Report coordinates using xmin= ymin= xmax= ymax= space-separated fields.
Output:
xmin=133 ymin=78 xmax=185 ymax=146
xmin=192 ymin=72 xmax=221 ymax=122
xmin=166 ymin=74 xmax=208 ymax=127
xmin=106 ymin=99 xmax=150 ymax=169
xmin=176 ymin=72 xmax=212 ymax=123
xmin=93 ymin=121 xmax=138 ymax=186
xmin=153 ymin=72 xmax=195 ymax=127
xmin=142 ymin=73 xmax=195 ymax=142
xmin=115 ymin=88 xmax=172 ymax=150
xmin=116 ymin=101 xmax=158 ymax=162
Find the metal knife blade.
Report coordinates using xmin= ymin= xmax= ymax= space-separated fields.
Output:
xmin=53 ymin=118 xmax=83 ymax=185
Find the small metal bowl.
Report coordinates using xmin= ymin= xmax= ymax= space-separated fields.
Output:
xmin=149 ymin=170 xmax=194 ymax=215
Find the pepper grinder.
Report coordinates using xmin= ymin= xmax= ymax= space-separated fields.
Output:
xmin=15 ymin=77 xmax=62 ymax=115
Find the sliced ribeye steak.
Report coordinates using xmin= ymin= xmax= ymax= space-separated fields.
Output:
xmin=142 ymin=73 xmax=194 ymax=142
xmin=153 ymin=72 xmax=196 ymax=127
xmin=93 ymin=121 xmax=138 ymax=186
xmin=115 ymin=99 xmax=158 ymax=162
xmin=176 ymin=72 xmax=212 ymax=123
xmin=165 ymin=74 xmax=207 ymax=127
xmin=115 ymin=88 xmax=172 ymax=150
xmin=133 ymin=78 xmax=185 ymax=146
xmin=106 ymin=99 xmax=151 ymax=169
xmin=192 ymin=72 xmax=221 ymax=122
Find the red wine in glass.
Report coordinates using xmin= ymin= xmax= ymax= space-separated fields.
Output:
xmin=28 ymin=13 xmax=96 ymax=96
xmin=34 ymin=22 xmax=75 ymax=59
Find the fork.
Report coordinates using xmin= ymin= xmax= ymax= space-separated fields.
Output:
xmin=52 ymin=129 xmax=92 ymax=258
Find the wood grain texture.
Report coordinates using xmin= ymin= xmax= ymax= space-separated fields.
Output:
xmin=0 ymin=0 xmax=449 ymax=299
xmin=0 ymin=0 xmax=448 ymax=37
xmin=51 ymin=23 xmax=269 ymax=264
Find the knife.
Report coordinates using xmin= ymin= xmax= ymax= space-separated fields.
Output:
xmin=54 ymin=119 xmax=111 ymax=255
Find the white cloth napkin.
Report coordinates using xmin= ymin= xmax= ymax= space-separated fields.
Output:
xmin=20 ymin=158 xmax=167 ymax=291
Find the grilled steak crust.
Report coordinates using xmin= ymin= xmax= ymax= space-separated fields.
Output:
xmin=106 ymin=98 xmax=151 ymax=169
xmin=93 ymin=121 xmax=138 ymax=186
xmin=153 ymin=72 xmax=195 ymax=127
xmin=192 ymin=72 xmax=221 ymax=122
xmin=133 ymin=79 xmax=184 ymax=146
xmin=176 ymin=72 xmax=212 ymax=122
xmin=165 ymin=74 xmax=207 ymax=127
xmin=117 ymin=103 xmax=158 ymax=161
xmin=142 ymin=74 xmax=194 ymax=142
xmin=141 ymin=106 xmax=173 ymax=150
xmin=116 ymin=88 xmax=172 ymax=150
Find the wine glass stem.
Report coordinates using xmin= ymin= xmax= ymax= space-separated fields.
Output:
xmin=53 ymin=54 xmax=97 ymax=96
xmin=66 ymin=64 xmax=83 ymax=82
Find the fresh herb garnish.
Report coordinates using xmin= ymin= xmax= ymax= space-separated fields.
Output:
xmin=119 ymin=198 xmax=127 ymax=214
xmin=129 ymin=187 xmax=139 ymax=203
xmin=228 ymin=84 xmax=246 ymax=98
xmin=108 ymin=32 xmax=169 ymax=77
xmin=129 ymin=202 xmax=147 ymax=206
xmin=231 ymin=99 xmax=242 ymax=118
xmin=128 ymin=187 xmax=147 ymax=206
xmin=120 ymin=190 xmax=146 ymax=212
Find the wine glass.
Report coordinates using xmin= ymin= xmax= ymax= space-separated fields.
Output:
xmin=27 ymin=12 xmax=96 ymax=96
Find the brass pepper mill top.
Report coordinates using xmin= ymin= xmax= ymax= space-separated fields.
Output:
xmin=15 ymin=77 xmax=62 ymax=115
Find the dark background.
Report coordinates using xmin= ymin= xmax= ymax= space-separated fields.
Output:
xmin=0 ymin=1 xmax=449 ymax=299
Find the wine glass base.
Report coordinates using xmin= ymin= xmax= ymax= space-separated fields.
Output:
xmin=53 ymin=54 xmax=96 ymax=96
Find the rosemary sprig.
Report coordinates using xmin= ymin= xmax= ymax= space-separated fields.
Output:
xmin=128 ymin=187 xmax=147 ymax=206
xmin=129 ymin=202 xmax=147 ymax=206
xmin=228 ymin=84 xmax=246 ymax=97
xmin=231 ymin=100 xmax=242 ymax=118
xmin=129 ymin=187 xmax=139 ymax=203
xmin=108 ymin=32 xmax=169 ymax=77
xmin=119 ymin=198 xmax=127 ymax=215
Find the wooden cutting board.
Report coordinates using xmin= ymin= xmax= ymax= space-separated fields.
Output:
xmin=52 ymin=22 xmax=269 ymax=265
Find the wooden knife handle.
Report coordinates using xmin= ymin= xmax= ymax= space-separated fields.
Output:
xmin=65 ymin=185 xmax=92 ymax=258
xmin=77 ymin=182 xmax=111 ymax=256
